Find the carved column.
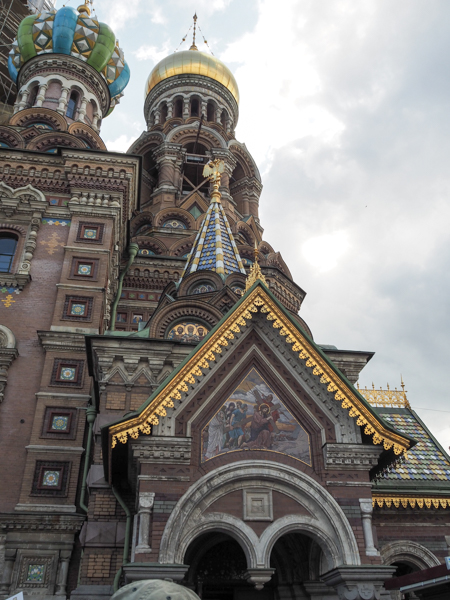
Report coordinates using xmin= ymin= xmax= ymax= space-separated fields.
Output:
xmin=92 ymin=112 xmax=100 ymax=131
xmin=201 ymin=100 xmax=207 ymax=117
xmin=57 ymin=87 xmax=70 ymax=114
xmin=167 ymin=101 xmax=173 ymax=119
xmin=183 ymin=98 xmax=190 ymax=119
xmin=55 ymin=550 xmax=71 ymax=595
xmin=78 ymin=96 xmax=88 ymax=122
xmin=359 ymin=498 xmax=378 ymax=556
xmin=0 ymin=549 xmax=16 ymax=595
xmin=17 ymin=89 xmax=30 ymax=112
xmin=135 ymin=492 xmax=155 ymax=553
xmin=35 ymin=83 xmax=48 ymax=107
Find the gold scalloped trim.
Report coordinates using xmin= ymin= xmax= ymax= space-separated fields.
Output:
xmin=373 ymin=496 xmax=450 ymax=509
xmin=109 ymin=287 xmax=411 ymax=454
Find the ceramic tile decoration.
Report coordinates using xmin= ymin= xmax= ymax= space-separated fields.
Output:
xmin=51 ymin=415 xmax=69 ymax=431
xmin=83 ymin=228 xmax=98 ymax=239
xmin=116 ymin=313 xmax=127 ymax=323
xmin=379 ymin=410 xmax=450 ymax=481
xmin=138 ymin=248 xmax=155 ymax=256
xmin=70 ymin=303 xmax=86 ymax=316
xmin=42 ymin=470 xmax=60 ymax=487
xmin=77 ymin=264 xmax=92 ymax=276
xmin=26 ymin=564 xmax=45 ymax=582
xmin=163 ymin=219 xmax=186 ymax=229
xmin=201 ymin=368 xmax=311 ymax=465
xmin=59 ymin=367 xmax=76 ymax=381
xmin=132 ymin=314 xmax=143 ymax=323
xmin=192 ymin=283 xmax=215 ymax=294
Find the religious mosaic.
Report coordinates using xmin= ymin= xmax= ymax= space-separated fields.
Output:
xmin=163 ymin=219 xmax=186 ymax=229
xmin=138 ymin=248 xmax=155 ymax=256
xmin=192 ymin=283 xmax=215 ymax=294
xmin=202 ymin=368 xmax=311 ymax=465
xmin=77 ymin=264 xmax=92 ymax=276
xmin=59 ymin=367 xmax=76 ymax=381
xmin=70 ymin=303 xmax=86 ymax=316
xmin=167 ymin=322 xmax=209 ymax=343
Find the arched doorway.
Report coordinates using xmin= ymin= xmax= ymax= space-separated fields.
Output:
xmin=183 ymin=532 xmax=272 ymax=600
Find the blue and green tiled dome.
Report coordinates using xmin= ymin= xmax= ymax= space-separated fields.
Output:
xmin=8 ymin=4 xmax=130 ymax=109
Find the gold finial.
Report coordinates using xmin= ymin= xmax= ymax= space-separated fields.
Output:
xmin=190 ymin=13 xmax=198 ymax=50
xmin=245 ymin=240 xmax=267 ymax=291
xmin=203 ymin=158 xmax=225 ymax=203
xmin=401 ymin=374 xmax=405 ymax=392
xmin=77 ymin=1 xmax=91 ymax=16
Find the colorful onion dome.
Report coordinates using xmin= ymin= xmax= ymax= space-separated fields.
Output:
xmin=145 ymin=49 xmax=239 ymax=105
xmin=8 ymin=4 xmax=130 ymax=105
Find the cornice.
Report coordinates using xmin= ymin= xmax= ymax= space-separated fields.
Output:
xmin=324 ymin=443 xmax=381 ymax=470
xmin=373 ymin=495 xmax=450 ymax=509
xmin=107 ymin=283 xmax=412 ymax=457
xmin=0 ymin=512 xmax=85 ymax=531
xmin=37 ymin=330 xmax=87 ymax=353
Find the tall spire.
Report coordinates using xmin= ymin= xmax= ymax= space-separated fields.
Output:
xmin=190 ymin=13 xmax=198 ymax=50
xmin=181 ymin=159 xmax=246 ymax=281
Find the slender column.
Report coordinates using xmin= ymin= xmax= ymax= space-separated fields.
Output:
xmin=57 ymin=87 xmax=70 ymax=114
xmin=167 ymin=101 xmax=173 ymax=119
xmin=215 ymin=107 xmax=221 ymax=123
xmin=55 ymin=551 xmax=71 ymax=595
xmin=77 ymin=96 xmax=88 ymax=122
xmin=154 ymin=109 xmax=161 ymax=125
xmin=201 ymin=100 xmax=207 ymax=117
xmin=92 ymin=112 xmax=100 ymax=131
xmin=359 ymin=498 xmax=378 ymax=556
xmin=17 ymin=89 xmax=29 ymax=112
xmin=135 ymin=492 xmax=155 ymax=553
xmin=35 ymin=83 xmax=48 ymax=107
xmin=183 ymin=98 xmax=190 ymax=119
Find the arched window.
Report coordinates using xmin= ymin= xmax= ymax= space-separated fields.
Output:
xmin=220 ymin=109 xmax=228 ymax=128
xmin=160 ymin=103 xmax=168 ymax=124
xmin=207 ymin=101 xmax=215 ymax=122
xmin=66 ymin=91 xmax=79 ymax=119
xmin=174 ymin=98 xmax=183 ymax=118
xmin=190 ymin=98 xmax=199 ymax=117
xmin=27 ymin=85 xmax=39 ymax=108
xmin=0 ymin=233 xmax=18 ymax=272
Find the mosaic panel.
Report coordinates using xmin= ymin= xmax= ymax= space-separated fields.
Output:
xmin=59 ymin=367 xmax=76 ymax=381
xmin=202 ymin=368 xmax=311 ymax=465
xmin=42 ymin=470 xmax=60 ymax=487
xmin=32 ymin=11 xmax=54 ymax=53
xmin=132 ymin=314 xmax=143 ymax=323
xmin=163 ymin=219 xmax=187 ymax=229
xmin=231 ymin=285 xmax=244 ymax=296
xmin=83 ymin=228 xmax=98 ymax=239
xmin=379 ymin=411 xmax=450 ymax=481
xmin=26 ymin=564 xmax=46 ymax=582
xmin=138 ymin=248 xmax=155 ymax=255
xmin=77 ymin=264 xmax=92 ymax=276
xmin=51 ymin=415 xmax=69 ymax=431
xmin=167 ymin=322 xmax=209 ymax=343
xmin=42 ymin=219 xmax=71 ymax=226
xmin=72 ymin=15 xmax=99 ymax=60
xmin=70 ymin=303 xmax=86 ymax=316
xmin=76 ymin=222 xmax=104 ymax=243
xmin=192 ymin=283 xmax=215 ymax=294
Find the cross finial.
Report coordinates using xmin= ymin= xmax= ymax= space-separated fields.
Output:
xmin=190 ymin=13 xmax=198 ymax=50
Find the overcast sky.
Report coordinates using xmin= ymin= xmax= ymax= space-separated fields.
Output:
xmin=57 ymin=0 xmax=450 ymax=450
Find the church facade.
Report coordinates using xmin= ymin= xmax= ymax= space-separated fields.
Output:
xmin=0 ymin=5 xmax=449 ymax=600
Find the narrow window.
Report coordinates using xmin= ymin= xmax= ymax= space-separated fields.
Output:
xmin=66 ymin=91 xmax=79 ymax=119
xmin=207 ymin=101 xmax=215 ymax=122
xmin=174 ymin=98 xmax=183 ymax=118
xmin=160 ymin=103 xmax=168 ymax=124
xmin=221 ymin=109 xmax=228 ymax=128
xmin=0 ymin=233 xmax=18 ymax=272
xmin=191 ymin=98 xmax=199 ymax=117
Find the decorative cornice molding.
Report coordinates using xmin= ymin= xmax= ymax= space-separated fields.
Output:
xmin=373 ymin=496 xmax=450 ymax=509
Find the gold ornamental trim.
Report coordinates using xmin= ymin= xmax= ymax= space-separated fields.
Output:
xmin=373 ymin=496 xmax=450 ymax=509
xmin=357 ymin=381 xmax=411 ymax=409
xmin=109 ymin=284 xmax=411 ymax=455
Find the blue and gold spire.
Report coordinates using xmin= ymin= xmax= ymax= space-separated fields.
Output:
xmin=181 ymin=159 xmax=246 ymax=281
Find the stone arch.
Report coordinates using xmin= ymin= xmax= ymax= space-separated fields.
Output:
xmin=148 ymin=301 xmax=223 ymax=339
xmin=0 ymin=325 xmax=16 ymax=349
xmin=177 ymin=270 xmax=224 ymax=297
xmin=67 ymin=122 xmax=106 ymax=150
xmin=169 ymin=234 xmax=197 ymax=257
xmin=168 ymin=124 xmax=227 ymax=149
xmin=0 ymin=182 xmax=46 ymax=204
xmin=0 ymin=127 xmax=25 ymax=149
xmin=380 ymin=540 xmax=440 ymax=570
xmin=159 ymin=461 xmax=361 ymax=569
xmin=26 ymin=132 xmax=85 ymax=151
xmin=154 ymin=207 xmax=195 ymax=230
xmin=229 ymin=141 xmax=261 ymax=181
xmin=9 ymin=107 xmax=68 ymax=131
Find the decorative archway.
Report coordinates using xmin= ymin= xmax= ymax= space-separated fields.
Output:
xmin=159 ymin=461 xmax=361 ymax=569
xmin=380 ymin=540 xmax=440 ymax=570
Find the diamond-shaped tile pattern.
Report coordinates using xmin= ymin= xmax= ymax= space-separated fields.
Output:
xmin=71 ymin=15 xmax=99 ymax=61
xmin=103 ymin=43 xmax=125 ymax=84
xmin=379 ymin=410 xmax=450 ymax=481
xmin=182 ymin=197 xmax=246 ymax=280
xmin=32 ymin=11 xmax=55 ymax=53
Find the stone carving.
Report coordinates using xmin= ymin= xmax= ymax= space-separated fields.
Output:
xmin=135 ymin=492 xmax=155 ymax=554
xmin=111 ymin=579 xmax=200 ymax=600
xmin=0 ymin=325 xmax=18 ymax=402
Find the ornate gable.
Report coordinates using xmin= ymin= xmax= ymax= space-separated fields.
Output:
xmin=104 ymin=282 xmax=412 ymax=468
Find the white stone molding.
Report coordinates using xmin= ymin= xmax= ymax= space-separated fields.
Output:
xmin=158 ymin=461 xmax=361 ymax=569
xmin=359 ymin=498 xmax=378 ymax=556
xmin=379 ymin=540 xmax=440 ymax=570
xmin=243 ymin=489 xmax=273 ymax=521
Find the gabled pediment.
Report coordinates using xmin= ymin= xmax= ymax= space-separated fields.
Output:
xmin=104 ymin=282 xmax=412 ymax=463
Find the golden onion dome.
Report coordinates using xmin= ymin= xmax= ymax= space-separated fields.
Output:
xmin=145 ymin=49 xmax=239 ymax=105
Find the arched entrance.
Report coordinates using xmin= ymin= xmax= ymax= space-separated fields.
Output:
xmin=183 ymin=532 xmax=273 ymax=600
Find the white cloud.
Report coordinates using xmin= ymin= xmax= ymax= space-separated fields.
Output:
xmin=134 ymin=43 xmax=172 ymax=64
xmin=302 ymin=231 xmax=351 ymax=273
xmin=105 ymin=134 xmax=137 ymax=153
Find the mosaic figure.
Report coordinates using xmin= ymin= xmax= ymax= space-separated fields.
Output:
xmin=202 ymin=368 xmax=311 ymax=464
xmin=167 ymin=322 xmax=209 ymax=343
